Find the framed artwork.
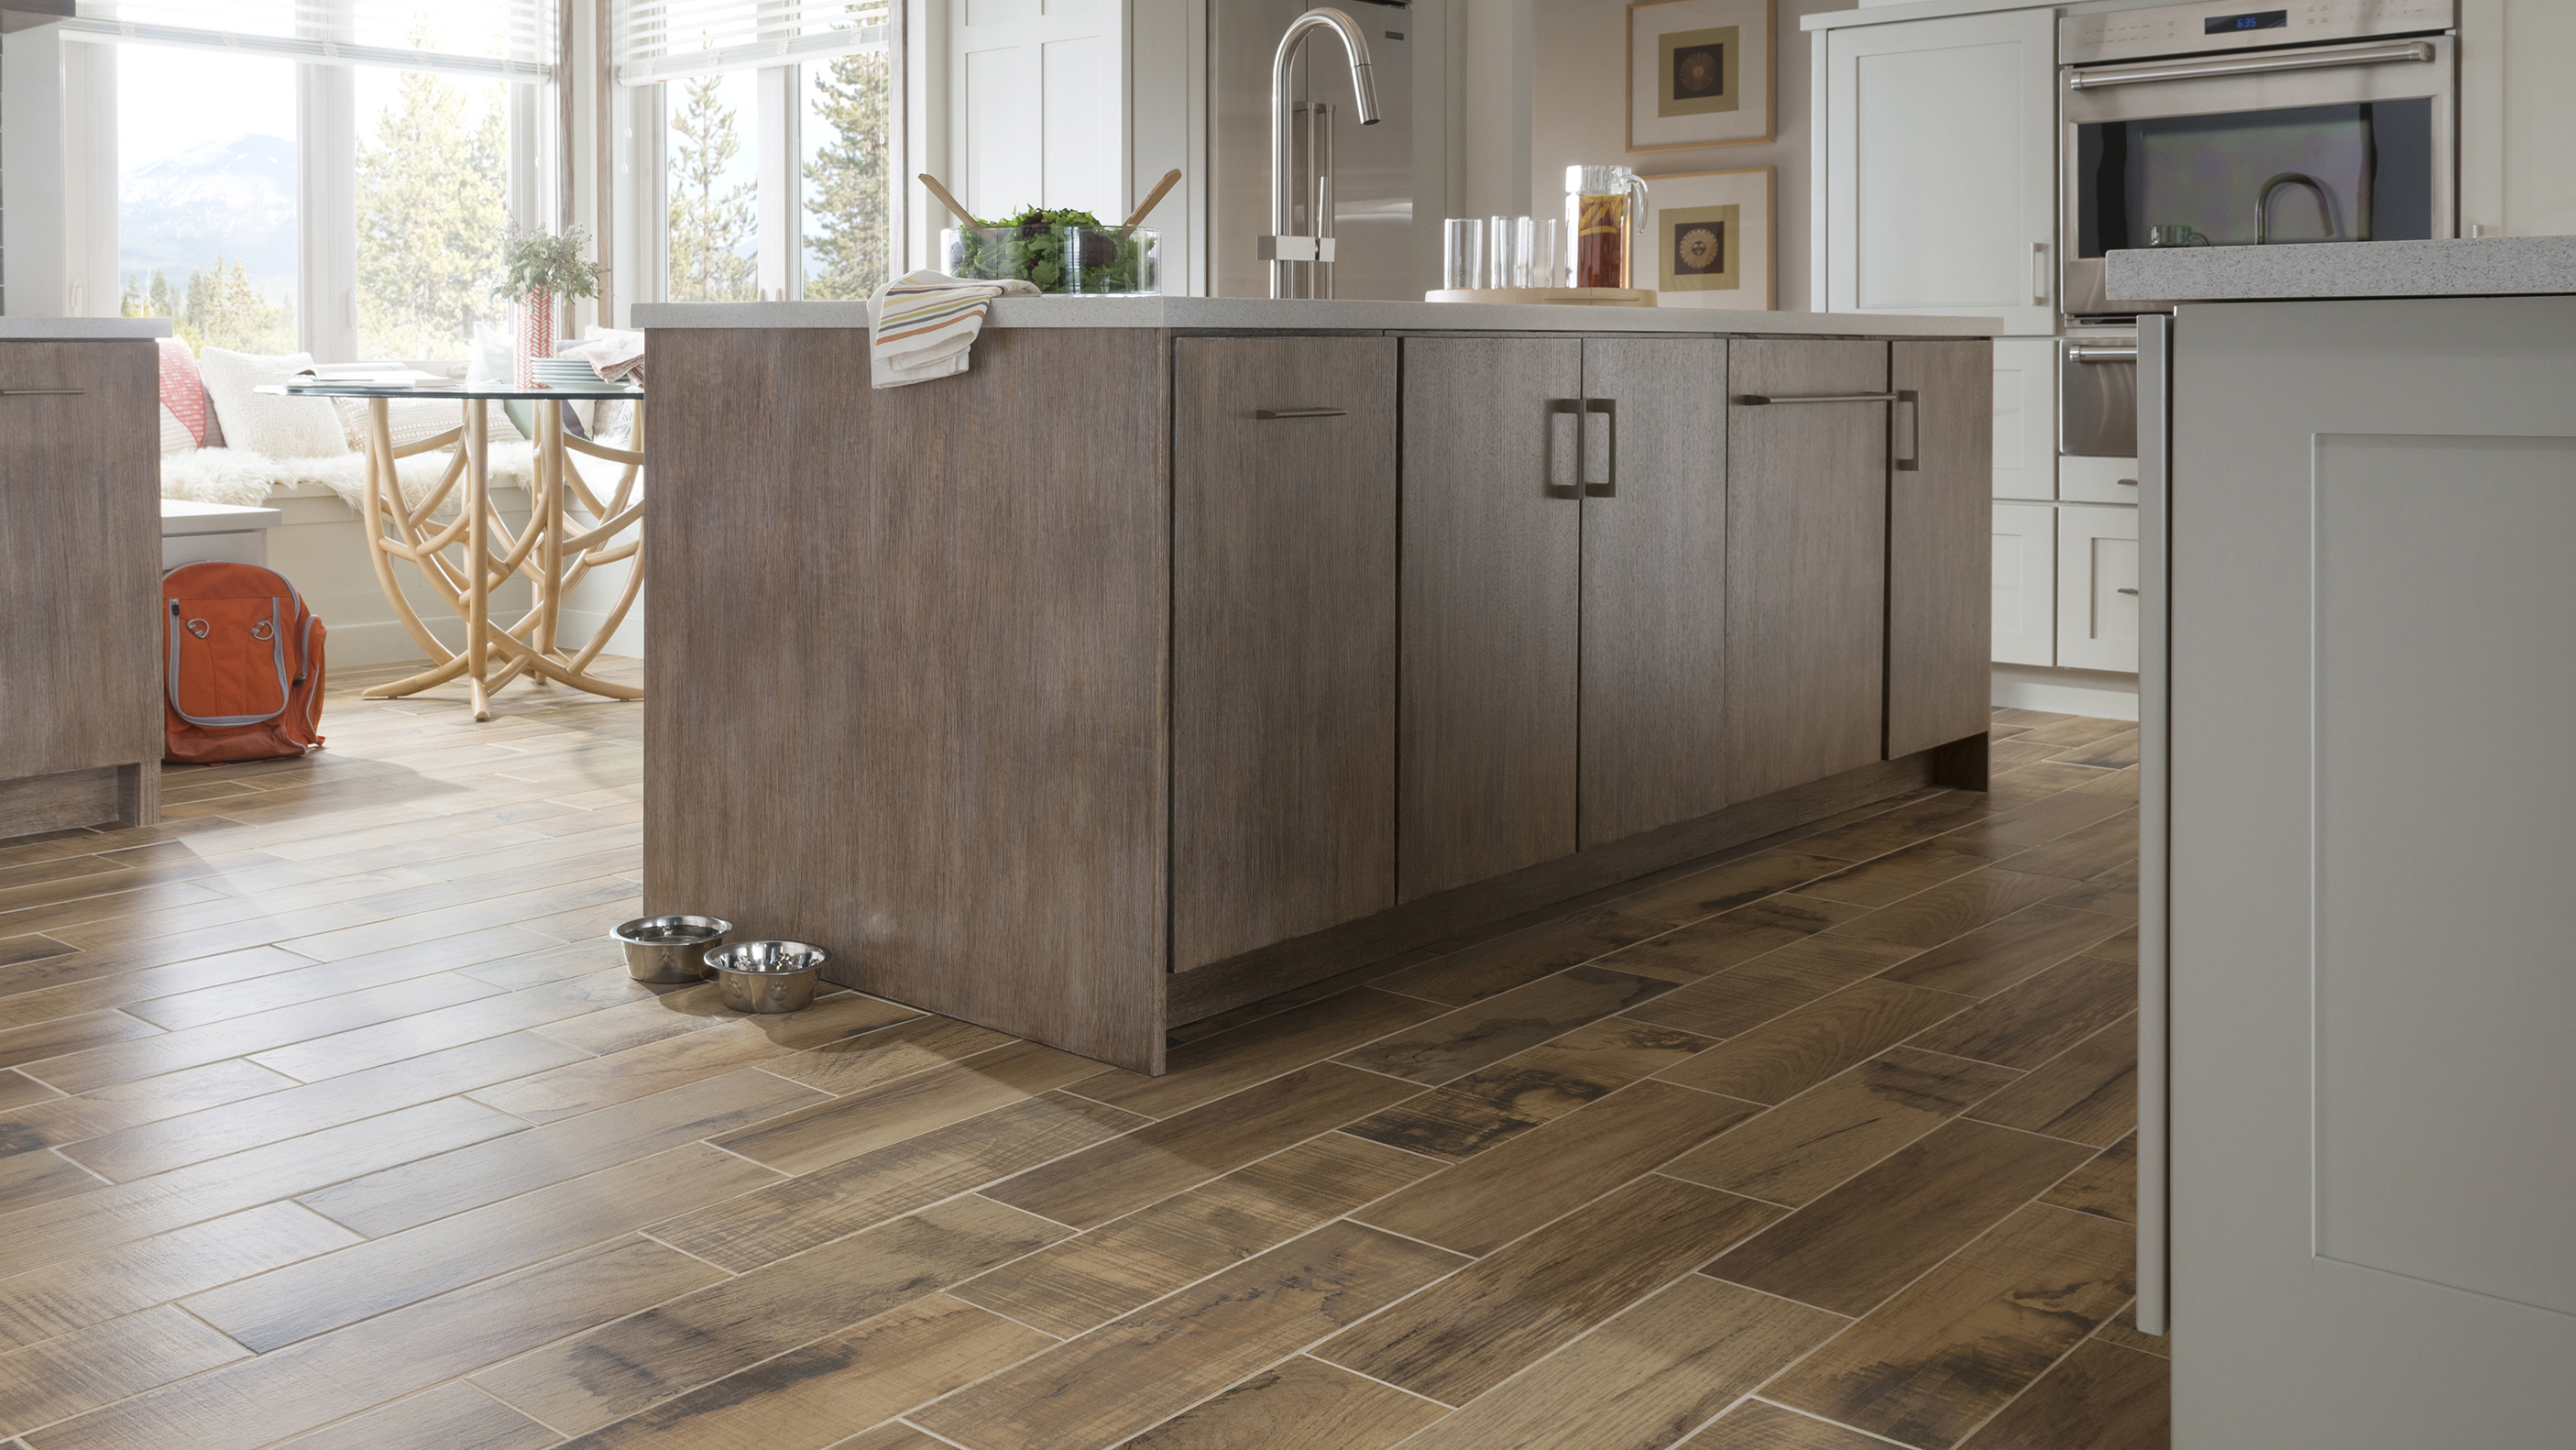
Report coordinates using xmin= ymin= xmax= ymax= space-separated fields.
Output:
xmin=1644 ymin=167 xmax=1775 ymax=310
xmin=1628 ymin=0 xmax=1775 ymax=151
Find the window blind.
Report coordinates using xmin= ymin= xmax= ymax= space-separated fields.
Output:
xmin=63 ymin=1 xmax=557 ymax=81
xmin=611 ymin=0 xmax=889 ymax=85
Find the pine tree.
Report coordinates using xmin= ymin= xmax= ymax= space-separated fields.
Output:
xmin=174 ymin=256 xmax=295 ymax=353
xmin=119 ymin=273 xmax=146 ymax=317
xmin=667 ymin=75 xmax=757 ymax=302
xmin=356 ymin=71 xmax=509 ymax=357
xmin=802 ymin=49 xmax=892 ymax=301
xmin=148 ymin=270 xmax=176 ymax=321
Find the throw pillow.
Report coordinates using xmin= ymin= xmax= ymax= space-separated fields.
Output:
xmin=332 ymin=394 xmax=472 ymax=453
xmin=198 ymin=347 xmax=350 ymax=459
xmin=155 ymin=337 xmax=209 ymax=456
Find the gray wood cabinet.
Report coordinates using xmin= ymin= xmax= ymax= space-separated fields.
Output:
xmin=0 ymin=341 xmax=163 ymax=834
xmin=1889 ymin=340 xmax=1997 ymax=760
xmin=1172 ymin=336 xmax=1399 ymax=969
xmin=1726 ymin=339 xmax=1891 ymax=800
xmin=1397 ymin=336 xmax=1584 ymax=902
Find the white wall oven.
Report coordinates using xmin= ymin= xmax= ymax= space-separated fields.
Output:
xmin=2060 ymin=0 xmax=2457 ymax=318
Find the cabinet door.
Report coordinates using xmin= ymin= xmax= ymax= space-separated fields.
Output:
xmin=1399 ymin=336 xmax=1583 ymax=901
xmin=1992 ymin=337 xmax=2058 ymax=500
xmin=2057 ymin=504 xmax=2140 ymax=673
xmin=1578 ymin=337 xmax=1728 ymax=849
xmin=1173 ymin=337 xmax=1399 ymax=969
xmin=2060 ymin=453 xmax=2143 ymax=505
xmin=1991 ymin=502 xmax=2056 ymax=666
xmin=1726 ymin=339 xmax=1888 ymax=800
xmin=1889 ymin=340 xmax=1993 ymax=759
xmin=0 ymin=342 xmax=162 ymax=783
xmin=1826 ymin=8 xmax=2059 ymax=335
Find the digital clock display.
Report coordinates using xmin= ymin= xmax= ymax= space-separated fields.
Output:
xmin=2205 ymin=9 xmax=2290 ymax=32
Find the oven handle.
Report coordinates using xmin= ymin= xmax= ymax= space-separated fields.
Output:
xmin=2066 ymin=39 xmax=2435 ymax=90
xmin=2068 ymin=345 xmax=2138 ymax=363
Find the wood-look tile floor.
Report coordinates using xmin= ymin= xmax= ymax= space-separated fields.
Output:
xmin=0 ymin=666 xmax=2165 ymax=1450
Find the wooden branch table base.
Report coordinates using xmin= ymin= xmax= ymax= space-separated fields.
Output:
xmin=274 ymin=381 xmax=646 ymax=721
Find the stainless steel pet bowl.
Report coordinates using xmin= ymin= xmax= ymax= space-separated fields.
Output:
xmin=705 ymin=939 xmax=828 ymax=1014
xmin=611 ymin=915 xmax=732 ymax=984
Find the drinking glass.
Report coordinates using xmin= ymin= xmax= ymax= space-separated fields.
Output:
xmin=1490 ymin=215 xmax=1533 ymax=290
xmin=1442 ymin=218 xmax=1486 ymax=290
xmin=1531 ymin=218 xmax=1562 ymax=289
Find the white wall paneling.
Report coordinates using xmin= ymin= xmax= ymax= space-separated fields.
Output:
xmin=1824 ymin=5 xmax=2055 ymax=333
xmin=1990 ymin=500 xmax=2054 ymax=667
xmin=1991 ymin=336 xmax=2055 ymax=500
xmin=2055 ymin=501 xmax=2138 ymax=673
xmin=1 ymin=26 xmax=70 ymax=316
xmin=946 ymin=0 xmax=1128 ymax=224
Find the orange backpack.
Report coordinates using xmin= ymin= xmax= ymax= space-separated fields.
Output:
xmin=161 ymin=561 xmax=327 ymax=763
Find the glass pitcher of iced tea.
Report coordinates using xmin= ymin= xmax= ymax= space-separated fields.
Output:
xmin=1566 ymin=165 xmax=1650 ymax=290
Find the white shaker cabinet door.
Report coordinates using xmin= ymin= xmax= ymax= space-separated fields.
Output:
xmin=1990 ymin=501 xmax=2055 ymax=666
xmin=1992 ymin=338 xmax=2058 ymax=500
xmin=1825 ymin=7 xmax=2059 ymax=335
xmin=2056 ymin=504 xmax=2139 ymax=673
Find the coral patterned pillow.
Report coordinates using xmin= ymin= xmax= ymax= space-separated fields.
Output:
xmin=156 ymin=336 xmax=210 ymax=455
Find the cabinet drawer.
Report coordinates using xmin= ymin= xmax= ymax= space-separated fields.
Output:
xmin=2056 ymin=504 xmax=2140 ymax=674
xmin=2060 ymin=453 xmax=2141 ymax=505
xmin=1992 ymin=501 xmax=2055 ymax=666
xmin=1993 ymin=339 xmax=2058 ymax=500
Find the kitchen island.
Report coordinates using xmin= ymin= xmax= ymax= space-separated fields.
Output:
xmin=635 ymin=298 xmax=1998 ymax=1072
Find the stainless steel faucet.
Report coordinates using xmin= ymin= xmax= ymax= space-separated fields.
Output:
xmin=2255 ymin=171 xmax=2340 ymax=245
xmin=1261 ymin=8 xmax=1382 ymax=299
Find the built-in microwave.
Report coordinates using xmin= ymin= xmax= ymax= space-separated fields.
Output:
xmin=2059 ymin=0 xmax=2458 ymax=318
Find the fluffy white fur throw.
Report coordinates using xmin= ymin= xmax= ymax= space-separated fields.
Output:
xmin=160 ymin=441 xmax=543 ymax=515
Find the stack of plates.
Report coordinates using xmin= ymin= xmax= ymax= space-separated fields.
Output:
xmin=529 ymin=358 xmax=612 ymax=388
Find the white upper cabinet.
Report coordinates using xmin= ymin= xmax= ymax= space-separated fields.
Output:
xmin=1825 ymin=8 xmax=2058 ymax=335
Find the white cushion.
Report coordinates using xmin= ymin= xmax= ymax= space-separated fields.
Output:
xmin=197 ymin=347 xmax=350 ymax=459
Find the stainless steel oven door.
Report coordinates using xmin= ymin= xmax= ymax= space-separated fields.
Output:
xmin=2063 ymin=340 xmax=2138 ymax=457
xmin=2060 ymin=33 xmax=2457 ymax=316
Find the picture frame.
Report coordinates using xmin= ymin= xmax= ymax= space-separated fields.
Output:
xmin=1642 ymin=166 xmax=1775 ymax=310
xmin=1627 ymin=0 xmax=1776 ymax=151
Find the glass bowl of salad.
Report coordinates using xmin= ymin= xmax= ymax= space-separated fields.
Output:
xmin=941 ymin=207 xmax=1160 ymax=295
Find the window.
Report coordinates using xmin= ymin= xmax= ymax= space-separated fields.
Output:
xmin=113 ymin=46 xmax=301 ymax=353
xmin=355 ymin=68 xmax=513 ymax=357
xmin=801 ymin=51 xmax=893 ymax=301
xmin=663 ymin=70 xmax=760 ymax=302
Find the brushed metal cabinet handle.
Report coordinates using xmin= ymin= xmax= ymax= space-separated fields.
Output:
xmin=2032 ymin=242 xmax=2050 ymax=306
xmin=2117 ymin=478 xmax=2139 ymax=487
xmin=1734 ymin=392 xmax=1897 ymax=406
xmin=0 ymin=389 xmax=84 ymax=397
xmin=1583 ymin=397 xmax=1617 ymax=497
xmin=1893 ymin=390 xmax=1922 ymax=473
xmin=1546 ymin=399 xmax=1583 ymax=500
xmin=1254 ymin=407 xmax=1346 ymax=419
xmin=2117 ymin=587 xmax=2140 ymax=596
xmin=2068 ymin=39 xmax=2434 ymax=91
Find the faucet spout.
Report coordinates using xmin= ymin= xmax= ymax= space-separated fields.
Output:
xmin=1268 ymin=7 xmax=1380 ymax=298
xmin=2255 ymin=171 xmax=2340 ymax=246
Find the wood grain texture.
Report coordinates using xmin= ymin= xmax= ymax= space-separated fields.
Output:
xmin=1069 ymin=987 xmax=1444 ymax=1119
xmin=1662 ymin=1047 xmax=2021 ymax=1206
xmin=0 ymin=773 xmax=123 ymax=840
xmin=1621 ymin=934 xmax=1919 ymax=1040
xmin=1957 ymin=1338 xmax=2167 ymax=1450
xmin=1580 ymin=337 xmax=1732 ymax=846
xmin=1876 ymin=904 xmax=2131 ymax=998
xmin=1319 ymin=1173 xmax=1783 ymax=1404
xmin=0 ymin=343 xmax=163 ymax=787
xmin=1397 ymin=336 xmax=1584 ymax=899
xmin=1172 ymin=336 xmax=1399 ymax=968
xmin=1992 ymin=807 xmax=2138 ymax=883
xmin=1333 ymin=964 xmax=1677 ymax=1085
xmin=2042 ymin=1130 xmax=2139 ymax=1222
xmin=1393 ymin=1274 xmax=1846 ymax=1450
xmin=1678 ymin=1400 xmax=1899 ymax=1449
xmin=644 ymin=325 xmax=1170 ymax=1072
xmin=1966 ymin=1012 xmax=2137 ymax=1147
xmin=1887 ymin=340 xmax=1994 ymax=760
xmin=1795 ymin=837 xmax=1997 ymax=910
xmin=1726 ymin=340 xmax=1889 ymax=799
xmin=1341 ymin=1015 xmax=1712 ymax=1160
xmin=1594 ymin=894 xmax=1873 ymax=985
xmin=950 ymin=1133 xmax=1433 ymax=1338
xmin=751 ymin=1014 xmax=1015 ymax=1098
xmin=1115 ymin=1356 xmax=1445 ymax=1450
xmin=1763 ymin=1205 xmax=2134 ymax=1448
xmin=1656 ymin=979 xmax=1976 ymax=1104
xmin=1907 ymin=952 xmax=2134 ymax=1070
xmin=471 ymin=1195 xmax=1066 ymax=1434
xmin=645 ymin=1092 xmax=1145 ymax=1271
xmin=1704 ymin=1119 xmax=2098 ymax=1316
xmin=463 ymin=994 xmax=917 ymax=1125
xmin=978 ymin=1062 xmax=1420 ymax=1230
xmin=0 ymin=1303 xmax=247 ymax=1435
xmin=265 ymin=1381 xmax=558 ymax=1450
xmin=912 ymin=1222 xmax=1464 ymax=1450
xmin=0 ymin=1202 xmax=357 ymax=1353
xmin=708 ymin=1039 xmax=1102 ymax=1175
xmin=1354 ymin=1078 xmax=1761 ymax=1256
xmin=546 ymin=1294 xmax=1051 ymax=1450
xmin=0 ymin=1148 xmax=100 ymax=1214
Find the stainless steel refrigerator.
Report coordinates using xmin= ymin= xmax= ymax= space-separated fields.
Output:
xmin=1210 ymin=0 xmax=1442 ymax=300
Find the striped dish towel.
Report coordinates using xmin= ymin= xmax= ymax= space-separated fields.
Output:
xmin=869 ymin=269 xmax=1041 ymax=389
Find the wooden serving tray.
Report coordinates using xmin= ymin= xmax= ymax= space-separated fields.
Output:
xmin=1422 ymin=287 xmax=1660 ymax=306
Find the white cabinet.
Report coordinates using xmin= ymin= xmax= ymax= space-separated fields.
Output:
xmin=1992 ymin=338 xmax=2058 ymax=500
xmin=1824 ymin=7 xmax=2059 ymax=335
xmin=2060 ymin=454 xmax=2142 ymax=505
xmin=2461 ymin=0 xmax=2576 ymax=238
xmin=2056 ymin=504 xmax=2139 ymax=672
xmin=1991 ymin=501 xmax=2055 ymax=666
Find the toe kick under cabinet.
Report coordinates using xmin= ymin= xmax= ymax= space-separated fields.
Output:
xmin=644 ymin=318 xmax=1994 ymax=1073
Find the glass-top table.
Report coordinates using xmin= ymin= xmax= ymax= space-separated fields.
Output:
xmin=257 ymin=381 xmax=645 ymax=720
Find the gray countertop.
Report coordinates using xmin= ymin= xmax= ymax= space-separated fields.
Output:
xmin=636 ymin=296 xmax=2001 ymax=337
xmin=0 ymin=317 xmax=172 ymax=340
xmin=2108 ymin=237 xmax=2576 ymax=304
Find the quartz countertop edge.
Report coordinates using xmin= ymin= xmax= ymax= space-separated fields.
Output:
xmin=0 ymin=317 xmax=173 ymax=340
xmin=634 ymin=297 xmax=2001 ymax=337
xmin=2108 ymin=236 xmax=2576 ymax=303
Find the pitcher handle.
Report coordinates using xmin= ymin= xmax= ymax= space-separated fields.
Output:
xmin=1626 ymin=174 xmax=1650 ymax=291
